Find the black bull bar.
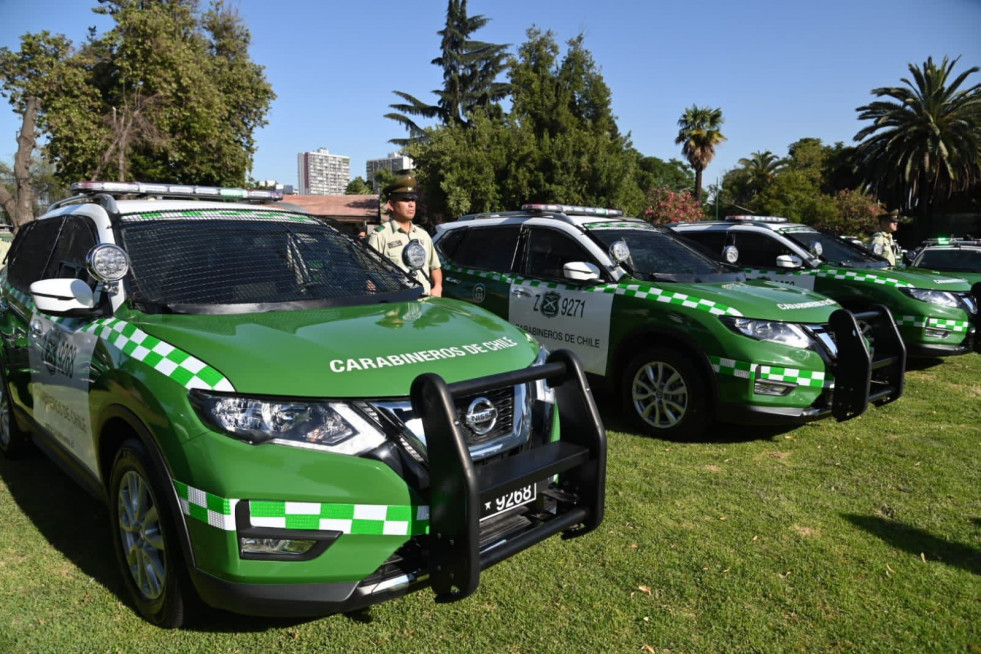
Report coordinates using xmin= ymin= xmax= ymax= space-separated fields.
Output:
xmin=410 ymin=349 xmax=606 ymax=602
xmin=829 ymin=306 xmax=906 ymax=421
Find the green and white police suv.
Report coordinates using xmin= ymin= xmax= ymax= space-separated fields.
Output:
xmin=0 ymin=182 xmax=606 ymax=627
xmin=672 ymin=217 xmax=981 ymax=357
xmin=433 ymin=204 xmax=905 ymax=440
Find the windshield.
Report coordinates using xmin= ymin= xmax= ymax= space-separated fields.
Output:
xmin=119 ymin=209 xmax=418 ymax=312
xmin=782 ymin=229 xmax=887 ymax=268
xmin=589 ymin=227 xmax=741 ymax=282
xmin=916 ymin=248 xmax=981 ymax=273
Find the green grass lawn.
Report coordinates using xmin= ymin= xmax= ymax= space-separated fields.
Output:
xmin=1 ymin=354 xmax=979 ymax=653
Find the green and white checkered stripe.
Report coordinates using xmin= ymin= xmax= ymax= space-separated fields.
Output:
xmin=122 ymin=208 xmax=320 ymax=223
xmin=709 ymin=356 xmax=832 ymax=388
xmin=250 ymin=500 xmax=430 ymax=536
xmin=82 ymin=317 xmax=234 ymax=391
xmin=445 ymin=265 xmax=743 ymax=317
xmin=895 ymin=315 xmax=970 ymax=333
xmin=175 ymin=480 xmax=238 ymax=530
xmin=757 ymin=365 xmax=828 ymax=387
xmin=441 ymin=263 xmax=512 ymax=284
xmin=590 ymin=283 xmax=743 ymax=317
xmin=582 ymin=221 xmax=655 ymax=231
xmin=710 ymin=356 xmax=754 ymax=379
xmin=745 ymin=267 xmax=912 ymax=289
xmin=175 ymin=481 xmax=430 ymax=535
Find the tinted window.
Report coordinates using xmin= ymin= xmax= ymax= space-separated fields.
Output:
xmin=523 ymin=228 xmax=594 ymax=281
xmin=6 ymin=216 xmax=98 ymax=292
xmin=440 ymin=226 xmax=521 ymax=273
xmin=730 ymin=232 xmax=794 ymax=268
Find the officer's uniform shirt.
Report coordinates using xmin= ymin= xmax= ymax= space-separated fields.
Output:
xmin=867 ymin=231 xmax=898 ymax=266
xmin=369 ymin=219 xmax=441 ymax=293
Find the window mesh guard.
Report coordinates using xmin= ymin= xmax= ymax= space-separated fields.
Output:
xmin=119 ymin=210 xmax=410 ymax=306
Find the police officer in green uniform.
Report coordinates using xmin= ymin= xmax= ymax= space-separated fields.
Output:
xmin=867 ymin=209 xmax=901 ymax=266
xmin=368 ymin=175 xmax=443 ymax=296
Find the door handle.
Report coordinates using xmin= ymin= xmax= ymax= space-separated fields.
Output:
xmin=510 ymin=287 xmax=532 ymax=298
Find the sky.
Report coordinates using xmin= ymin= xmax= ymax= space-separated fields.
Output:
xmin=1 ymin=0 xmax=980 ymax=193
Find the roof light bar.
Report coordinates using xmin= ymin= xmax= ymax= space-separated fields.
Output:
xmin=70 ymin=181 xmax=283 ymax=201
xmin=521 ymin=203 xmax=623 ymax=217
xmin=922 ymin=237 xmax=981 ymax=246
xmin=725 ymin=215 xmax=789 ymax=223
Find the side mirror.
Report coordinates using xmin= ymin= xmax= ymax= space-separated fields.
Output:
xmin=563 ymin=261 xmax=601 ymax=282
xmin=775 ymin=254 xmax=803 ymax=269
xmin=31 ymin=278 xmax=96 ymax=314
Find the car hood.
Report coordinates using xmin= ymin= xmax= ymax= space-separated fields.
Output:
xmin=911 ymin=267 xmax=981 ymax=286
xmin=818 ymin=265 xmax=973 ymax=291
xmin=121 ymin=299 xmax=538 ymax=397
xmin=627 ymin=278 xmax=842 ymax=322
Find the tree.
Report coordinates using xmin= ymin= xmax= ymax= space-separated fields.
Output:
xmin=409 ymin=30 xmax=643 ymax=220
xmin=385 ymin=0 xmax=509 ymax=146
xmin=737 ymin=150 xmax=785 ymax=197
xmin=854 ymin=56 xmax=981 ymax=224
xmin=0 ymin=0 xmax=274 ymax=188
xmin=345 ymin=177 xmax=373 ymax=195
xmin=674 ymin=105 xmax=726 ymax=204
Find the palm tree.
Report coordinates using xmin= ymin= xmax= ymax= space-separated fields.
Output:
xmin=385 ymin=0 xmax=509 ymax=146
xmin=854 ymin=56 xmax=981 ymax=222
xmin=737 ymin=150 xmax=785 ymax=196
xmin=675 ymin=105 xmax=726 ymax=203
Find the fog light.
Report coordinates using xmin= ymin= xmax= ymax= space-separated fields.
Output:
xmin=924 ymin=328 xmax=950 ymax=339
xmin=240 ymin=537 xmax=316 ymax=556
xmin=754 ymin=381 xmax=795 ymax=396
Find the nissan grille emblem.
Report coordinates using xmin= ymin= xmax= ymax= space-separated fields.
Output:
xmin=465 ymin=397 xmax=498 ymax=435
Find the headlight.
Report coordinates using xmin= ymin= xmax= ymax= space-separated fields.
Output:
xmin=720 ymin=317 xmax=813 ymax=349
xmin=190 ymin=391 xmax=385 ymax=456
xmin=901 ymin=287 xmax=960 ymax=308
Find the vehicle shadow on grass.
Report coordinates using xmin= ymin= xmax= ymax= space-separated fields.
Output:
xmin=589 ymin=386 xmax=794 ymax=445
xmin=843 ymin=513 xmax=981 ymax=575
xmin=0 ymin=445 xmax=125 ymax=596
xmin=0 ymin=446 xmax=347 ymax=633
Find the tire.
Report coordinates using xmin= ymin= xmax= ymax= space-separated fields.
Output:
xmin=622 ymin=347 xmax=711 ymax=440
xmin=109 ymin=439 xmax=193 ymax=628
xmin=0 ymin=367 xmax=29 ymax=458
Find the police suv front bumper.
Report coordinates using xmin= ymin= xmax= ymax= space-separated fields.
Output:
xmin=719 ymin=306 xmax=906 ymax=426
xmin=189 ymin=349 xmax=606 ymax=617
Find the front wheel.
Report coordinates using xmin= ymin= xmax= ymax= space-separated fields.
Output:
xmin=622 ymin=347 xmax=711 ymax=440
xmin=109 ymin=439 xmax=194 ymax=628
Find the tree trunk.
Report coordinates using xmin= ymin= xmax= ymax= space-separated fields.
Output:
xmin=0 ymin=96 xmax=38 ymax=232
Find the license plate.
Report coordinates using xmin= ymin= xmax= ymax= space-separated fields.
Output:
xmin=480 ymin=483 xmax=537 ymax=520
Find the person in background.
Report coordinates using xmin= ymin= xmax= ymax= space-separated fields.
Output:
xmin=368 ymin=175 xmax=442 ymax=296
xmin=868 ymin=209 xmax=901 ymax=266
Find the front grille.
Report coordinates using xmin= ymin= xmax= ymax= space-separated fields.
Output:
xmin=805 ymin=323 xmax=838 ymax=358
xmin=453 ymin=387 xmax=515 ymax=446
xmin=368 ymin=382 xmax=531 ymax=463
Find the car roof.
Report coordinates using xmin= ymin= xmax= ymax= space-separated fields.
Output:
xmin=448 ymin=204 xmax=635 ymax=229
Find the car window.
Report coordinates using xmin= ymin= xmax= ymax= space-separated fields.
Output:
xmin=6 ymin=215 xmax=98 ymax=292
xmin=917 ymin=249 xmax=981 ymax=272
xmin=439 ymin=225 xmax=521 ymax=273
xmin=729 ymin=232 xmax=794 ymax=267
xmin=783 ymin=230 xmax=881 ymax=267
xmin=590 ymin=228 xmax=724 ymax=278
xmin=522 ymin=227 xmax=595 ymax=281
xmin=673 ymin=230 xmax=728 ymax=259
xmin=118 ymin=209 xmax=415 ymax=310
